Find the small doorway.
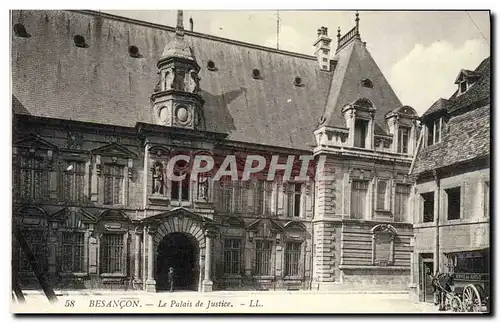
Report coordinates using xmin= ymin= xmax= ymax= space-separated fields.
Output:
xmin=419 ymin=255 xmax=435 ymax=303
xmin=156 ymin=232 xmax=199 ymax=291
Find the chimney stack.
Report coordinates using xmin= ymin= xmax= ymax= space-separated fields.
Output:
xmin=189 ymin=17 xmax=194 ymax=32
xmin=313 ymin=26 xmax=332 ymax=71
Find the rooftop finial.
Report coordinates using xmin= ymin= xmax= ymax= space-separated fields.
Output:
xmin=337 ymin=26 xmax=341 ymax=42
xmin=176 ymin=10 xmax=184 ymax=36
xmin=355 ymin=11 xmax=360 ymax=33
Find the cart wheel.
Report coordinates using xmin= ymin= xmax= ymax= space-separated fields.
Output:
xmin=463 ymin=284 xmax=482 ymax=312
xmin=449 ymin=295 xmax=463 ymax=312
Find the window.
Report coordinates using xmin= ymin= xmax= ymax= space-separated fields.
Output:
xmin=351 ymin=180 xmax=368 ymax=219
xmin=286 ymin=183 xmax=302 ymax=217
xmin=217 ymin=179 xmax=233 ymax=212
xmin=255 ymin=240 xmax=272 ymax=275
xmin=100 ymin=234 xmax=124 ymax=274
xmin=171 ymin=171 xmax=190 ymax=202
xmin=223 ymin=239 xmax=241 ymax=275
xmin=354 ymin=119 xmax=369 ymax=148
xmin=61 ymin=232 xmax=85 ymax=272
xmin=484 ymin=181 xmax=490 ymax=218
xmin=18 ymin=153 xmax=49 ymax=201
xmin=285 ymin=242 xmax=301 ymax=276
xmin=103 ymin=164 xmax=124 ymax=205
xmin=19 ymin=230 xmax=47 ymax=273
xmin=398 ymin=126 xmax=411 ymax=154
xmin=422 ymin=192 xmax=434 ymax=223
xmin=62 ymin=160 xmax=86 ymax=203
xmin=446 ymin=187 xmax=461 ymax=220
xmin=395 ymin=184 xmax=411 ymax=222
xmin=459 ymin=80 xmax=468 ymax=94
xmin=426 ymin=118 xmax=442 ymax=146
xmin=376 ymin=180 xmax=389 ymax=211
xmin=254 ymin=181 xmax=273 ymax=215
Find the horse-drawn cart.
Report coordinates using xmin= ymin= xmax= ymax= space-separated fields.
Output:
xmin=432 ymin=249 xmax=490 ymax=313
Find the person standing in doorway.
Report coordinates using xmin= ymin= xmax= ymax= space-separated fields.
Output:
xmin=168 ymin=267 xmax=175 ymax=292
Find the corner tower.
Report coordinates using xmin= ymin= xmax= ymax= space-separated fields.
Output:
xmin=151 ymin=10 xmax=205 ymax=130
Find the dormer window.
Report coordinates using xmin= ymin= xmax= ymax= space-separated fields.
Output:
xmin=426 ymin=118 xmax=442 ymax=146
xmin=398 ymin=126 xmax=410 ymax=154
xmin=455 ymin=69 xmax=480 ymax=96
xmin=459 ymin=79 xmax=468 ymax=94
xmin=354 ymin=119 xmax=369 ymax=148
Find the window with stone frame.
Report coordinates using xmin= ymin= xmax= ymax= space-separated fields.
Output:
xmin=446 ymin=187 xmax=461 ymax=220
xmin=223 ymin=239 xmax=242 ymax=275
xmin=19 ymin=229 xmax=48 ymax=273
xmin=62 ymin=160 xmax=87 ymax=203
xmin=394 ymin=184 xmax=411 ymax=222
xmin=255 ymin=240 xmax=272 ymax=275
xmin=371 ymin=224 xmax=397 ymax=266
xmin=484 ymin=181 xmax=490 ymax=218
xmin=216 ymin=178 xmax=233 ymax=212
xmin=103 ymin=164 xmax=124 ymax=205
xmin=398 ymin=126 xmax=411 ymax=154
xmin=286 ymin=183 xmax=302 ymax=218
xmin=61 ymin=231 xmax=85 ymax=273
xmin=100 ymin=233 xmax=124 ymax=274
xmin=376 ymin=180 xmax=390 ymax=211
xmin=354 ymin=118 xmax=369 ymax=148
xmin=18 ymin=151 xmax=49 ymax=202
xmin=170 ymin=170 xmax=190 ymax=202
xmin=284 ymin=242 xmax=301 ymax=277
xmin=422 ymin=192 xmax=435 ymax=223
xmin=351 ymin=180 xmax=368 ymax=219
xmin=254 ymin=180 xmax=273 ymax=215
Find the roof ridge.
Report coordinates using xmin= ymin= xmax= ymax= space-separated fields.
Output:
xmin=72 ymin=10 xmax=317 ymax=61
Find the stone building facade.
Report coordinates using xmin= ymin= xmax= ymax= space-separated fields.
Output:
xmin=12 ymin=10 xmax=416 ymax=292
xmin=409 ymin=57 xmax=490 ymax=303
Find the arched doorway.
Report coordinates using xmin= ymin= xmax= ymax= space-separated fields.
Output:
xmin=156 ymin=232 xmax=199 ymax=291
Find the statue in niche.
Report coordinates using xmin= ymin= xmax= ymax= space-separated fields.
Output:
xmin=152 ymin=161 xmax=165 ymax=195
xmin=198 ymin=176 xmax=209 ymax=201
xmin=185 ymin=69 xmax=199 ymax=94
xmin=154 ymin=71 xmax=161 ymax=92
xmin=164 ymin=67 xmax=176 ymax=91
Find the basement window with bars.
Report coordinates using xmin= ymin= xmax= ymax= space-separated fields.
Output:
xmin=103 ymin=164 xmax=124 ymax=205
xmin=255 ymin=240 xmax=272 ymax=276
xmin=284 ymin=242 xmax=301 ymax=277
xmin=100 ymin=234 xmax=124 ymax=274
xmin=223 ymin=239 xmax=242 ymax=275
xmin=61 ymin=231 xmax=85 ymax=273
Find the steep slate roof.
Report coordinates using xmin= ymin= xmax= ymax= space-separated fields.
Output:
xmin=412 ymin=57 xmax=490 ymax=175
xmin=319 ymin=37 xmax=403 ymax=134
xmin=421 ymin=98 xmax=449 ymax=119
xmin=11 ymin=10 xmax=333 ymax=150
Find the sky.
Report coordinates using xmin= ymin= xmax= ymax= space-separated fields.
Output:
xmin=75 ymin=10 xmax=490 ymax=114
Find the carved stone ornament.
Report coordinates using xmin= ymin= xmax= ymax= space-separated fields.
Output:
xmin=185 ymin=69 xmax=200 ymax=93
xmin=198 ymin=176 xmax=209 ymax=201
xmin=164 ymin=67 xmax=176 ymax=90
xmin=152 ymin=161 xmax=165 ymax=195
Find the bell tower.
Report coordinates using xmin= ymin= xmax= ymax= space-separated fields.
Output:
xmin=151 ymin=10 xmax=205 ymax=130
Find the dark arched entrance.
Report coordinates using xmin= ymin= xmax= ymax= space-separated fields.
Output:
xmin=156 ymin=232 xmax=199 ymax=291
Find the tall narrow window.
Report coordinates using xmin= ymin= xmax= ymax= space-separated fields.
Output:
xmin=426 ymin=119 xmax=442 ymax=146
xmin=351 ymin=180 xmax=368 ymax=219
xmin=395 ymin=184 xmax=411 ymax=222
xmin=376 ymin=180 xmax=389 ymax=211
xmin=254 ymin=181 xmax=265 ymax=215
xmin=427 ymin=122 xmax=434 ymax=147
xmin=62 ymin=161 xmax=86 ymax=203
xmin=286 ymin=183 xmax=302 ymax=217
xmin=217 ymin=179 xmax=233 ymax=212
xmin=171 ymin=171 xmax=190 ymax=202
xmin=255 ymin=240 xmax=272 ymax=275
xmin=484 ymin=181 xmax=490 ymax=218
xmin=104 ymin=164 xmax=124 ymax=205
xmin=422 ymin=192 xmax=434 ymax=223
xmin=18 ymin=153 xmax=49 ymax=201
xmin=446 ymin=187 xmax=461 ymax=220
xmin=264 ymin=181 xmax=273 ymax=215
xmin=61 ymin=232 xmax=85 ymax=272
xmin=223 ymin=239 xmax=241 ymax=275
xmin=398 ymin=126 xmax=411 ymax=154
xmin=354 ymin=119 xmax=369 ymax=148
xmin=19 ymin=230 xmax=47 ymax=273
xmin=100 ymin=234 xmax=124 ymax=274
xmin=435 ymin=119 xmax=441 ymax=143
xmin=285 ymin=242 xmax=301 ymax=276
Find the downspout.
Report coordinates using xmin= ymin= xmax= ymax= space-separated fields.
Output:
xmin=433 ymin=169 xmax=440 ymax=275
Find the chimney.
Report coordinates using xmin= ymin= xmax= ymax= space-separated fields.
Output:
xmin=312 ymin=26 xmax=332 ymax=71
xmin=189 ymin=17 xmax=194 ymax=32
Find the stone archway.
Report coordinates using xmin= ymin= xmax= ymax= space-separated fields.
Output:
xmin=143 ymin=208 xmax=216 ymax=292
